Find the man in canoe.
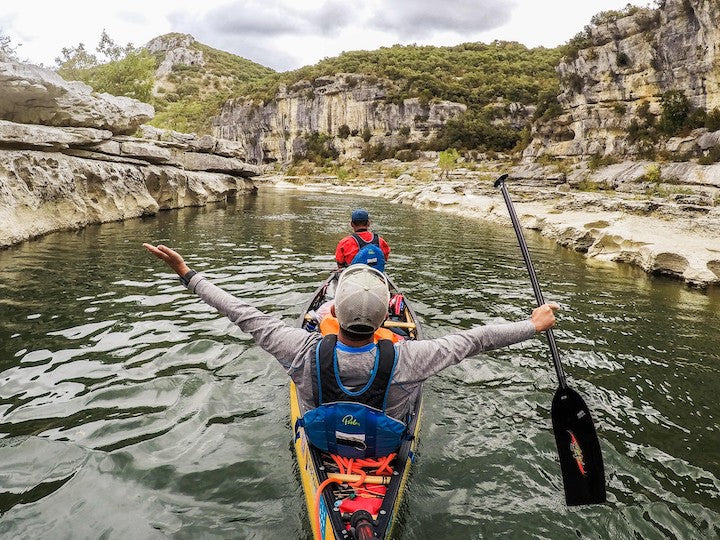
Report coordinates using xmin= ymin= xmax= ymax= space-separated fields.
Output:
xmin=143 ymin=243 xmax=558 ymax=457
xmin=335 ymin=209 xmax=390 ymax=272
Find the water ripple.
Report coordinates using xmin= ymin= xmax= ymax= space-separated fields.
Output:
xmin=0 ymin=191 xmax=718 ymax=538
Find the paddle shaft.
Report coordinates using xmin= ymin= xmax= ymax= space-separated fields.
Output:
xmin=496 ymin=180 xmax=568 ymax=389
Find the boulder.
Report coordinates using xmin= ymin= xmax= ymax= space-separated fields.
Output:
xmin=0 ymin=57 xmax=153 ymax=134
xmin=697 ymin=130 xmax=720 ymax=151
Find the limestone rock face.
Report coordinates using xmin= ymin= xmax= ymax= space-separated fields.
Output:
xmin=213 ymin=73 xmax=466 ymax=163
xmin=0 ymin=150 xmax=252 ymax=247
xmin=139 ymin=125 xmax=247 ymax=159
xmin=0 ymin=120 xmax=113 ymax=149
xmin=146 ymin=34 xmax=204 ymax=77
xmin=526 ymin=0 xmax=720 ymax=158
xmin=0 ymin=58 xmax=153 ymax=134
xmin=0 ymin=55 xmax=259 ymax=248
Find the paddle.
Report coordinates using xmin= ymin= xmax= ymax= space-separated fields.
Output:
xmin=494 ymin=173 xmax=606 ymax=506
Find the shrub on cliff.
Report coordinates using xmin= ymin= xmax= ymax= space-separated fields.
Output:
xmin=534 ymin=91 xmax=563 ymax=121
xmin=706 ymin=109 xmax=720 ymax=131
xmin=360 ymin=143 xmax=394 ymax=162
xmin=297 ymin=132 xmax=339 ymax=164
xmin=562 ymin=30 xmax=592 ymax=61
xmin=435 ymin=110 xmax=520 ymax=152
xmin=338 ymin=125 xmax=351 ymax=139
xmin=658 ymin=89 xmax=707 ymax=137
xmin=659 ymin=90 xmax=690 ymax=136
xmin=56 ymin=32 xmax=156 ymax=102
xmin=698 ymin=145 xmax=720 ymax=165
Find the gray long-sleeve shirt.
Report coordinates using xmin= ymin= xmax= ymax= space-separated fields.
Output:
xmin=187 ymin=274 xmax=536 ymax=421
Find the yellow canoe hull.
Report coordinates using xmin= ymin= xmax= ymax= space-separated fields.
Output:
xmin=290 ymin=380 xmax=422 ymax=539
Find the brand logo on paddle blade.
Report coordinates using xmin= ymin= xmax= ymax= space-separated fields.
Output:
xmin=342 ymin=415 xmax=360 ymax=427
xmin=568 ymin=430 xmax=587 ymax=476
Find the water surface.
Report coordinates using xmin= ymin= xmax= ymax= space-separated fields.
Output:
xmin=0 ymin=189 xmax=718 ymax=539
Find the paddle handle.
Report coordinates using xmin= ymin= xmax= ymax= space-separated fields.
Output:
xmin=494 ymin=175 xmax=568 ymax=389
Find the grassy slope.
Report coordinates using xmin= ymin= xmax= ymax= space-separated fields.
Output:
xmin=148 ymin=35 xmax=275 ymax=134
xmin=61 ymin=35 xmax=564 ymax=146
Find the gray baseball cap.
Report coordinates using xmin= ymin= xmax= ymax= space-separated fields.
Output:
xmin=335 ymin=265 xmax=390 ymax=334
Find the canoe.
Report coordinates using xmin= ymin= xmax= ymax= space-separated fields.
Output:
xmin=291 ymin=271 xmax=423 ymax=540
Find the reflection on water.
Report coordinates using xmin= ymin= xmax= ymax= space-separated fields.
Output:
xmin=0 ymin=189 xmax=718 ymax=538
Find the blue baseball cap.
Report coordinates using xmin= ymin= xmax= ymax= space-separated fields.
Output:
xmin=351 ymin=208 xmax=369 ymax=222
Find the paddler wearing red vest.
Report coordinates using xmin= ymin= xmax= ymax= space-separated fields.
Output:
xmin=335 ymin=209 xmax=391 ymax=272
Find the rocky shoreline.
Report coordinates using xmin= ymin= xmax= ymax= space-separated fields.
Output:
xmin=255 ymin=165 xmax=720 ymax=288
xmin=0 ymin=54 xmax=258 ymax=248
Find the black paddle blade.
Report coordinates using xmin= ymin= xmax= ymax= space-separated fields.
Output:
xmin=551 ymin=386 xmax=606 ymax=506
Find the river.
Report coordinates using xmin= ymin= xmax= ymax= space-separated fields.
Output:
xmin=0 ymin=189 xmax=718 ymax=539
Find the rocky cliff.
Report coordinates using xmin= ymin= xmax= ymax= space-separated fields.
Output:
xmin=0 ymin=54 xmax=258 ymax=248
xmin=146 ymin=34 xmax=205 ymax=78
xmin=525 ymin=0 xmax=720 ymax=159
xmin=212 ymin=73 xmax=466 ymax=163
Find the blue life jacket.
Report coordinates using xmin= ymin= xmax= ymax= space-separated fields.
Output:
xmin=350 ymin=233 xmax=386 ymax=272
xmin=299 ymin=335 xmax=406 ymax=458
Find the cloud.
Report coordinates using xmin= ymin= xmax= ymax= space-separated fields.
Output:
xmin=171 ymin=0 xmax=355 ymax=38
xmin=191 ymin=6 xmax=300 ymax=36
xmin=314 ymin=2 xmax=354 ymax=34
xmin=201 ymin=33 xmax=300 ymax=70
xmin=168 ymin=0 xmax=362 ymax=70
xmin=166 ymin=0 xmax=517 ymax=71
xmin=368 ymin=0 xmax=515 ymax=39
xmin=0 ymin=12 xmax=18 ymax=36
xmin=115 ymin=10 xmax=150 ymax=26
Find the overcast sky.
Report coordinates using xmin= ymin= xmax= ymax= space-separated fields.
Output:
xmin=2 ymin=0 xmax=639 ymax=71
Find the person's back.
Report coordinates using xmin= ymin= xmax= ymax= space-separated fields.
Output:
xmin=143 ymin=243 xmax=558 ymax=458
xmin=335 ymin=209 xmax=390 ymax=272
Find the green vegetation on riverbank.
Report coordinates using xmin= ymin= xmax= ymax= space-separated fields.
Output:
xmin=53 ymin=32 xmax=562 ymax=149
xmin=237 ymin=41 xmax=563 ymax=152
xmin=55 ymin=32 xmax=274 ymax=134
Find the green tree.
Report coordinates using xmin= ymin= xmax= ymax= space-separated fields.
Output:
xmin=89 ymin=50 xmax=156 ymax=102
xmin=438 ymin=148 xmax=460 ymax=178
xmin=659 ymin=89 xmax=690 ymax=136
xmin=97 ymin=29 xmax=133 ymax=62
xmin=56 ymin=43 xmax=98 ymax=80
xmin=55 ymin=32 xmax=156 ymax=102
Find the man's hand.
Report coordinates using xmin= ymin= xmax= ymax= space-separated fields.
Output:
xmin=531 ymin=303 xmax=559 ymax=332
xmin=143 ymin=243 xmax=191 ymax=277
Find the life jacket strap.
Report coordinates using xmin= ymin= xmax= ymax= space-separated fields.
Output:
xmin=351 ymin=232 xmax=380 ymax=249
xmin=313 ymin=335 xmax=395 ymax=410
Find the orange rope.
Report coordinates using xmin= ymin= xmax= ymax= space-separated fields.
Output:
xmin=312 ymin=453 xmax=398 ymax=539
xmin=314 ymin=477 xmax=343 ymax=540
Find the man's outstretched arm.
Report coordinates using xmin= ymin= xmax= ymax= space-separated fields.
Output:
xmin=393 ymin=303 xmax=560 ymax=384
xmin=142 ymin=243 xmax=317 ymax=371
